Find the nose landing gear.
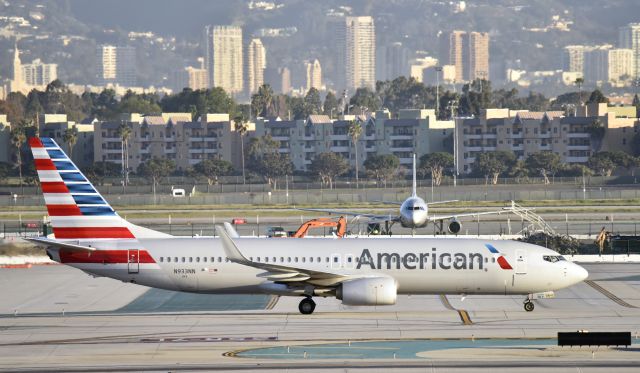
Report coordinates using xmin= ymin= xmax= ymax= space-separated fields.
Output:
xmin=298 ymin=297 xmax=316 ymax=315
xmin=523 ymin=295 xmax=535 ymax=312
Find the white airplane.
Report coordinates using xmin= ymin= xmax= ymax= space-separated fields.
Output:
xmin=26 ymin=138 xmax=588 ymax=315
xmin=301 ymin=154 xmax=504 ymax=235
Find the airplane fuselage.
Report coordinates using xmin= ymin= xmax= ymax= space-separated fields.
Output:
xmin=45 ymin=237 xmax=586 ymax=296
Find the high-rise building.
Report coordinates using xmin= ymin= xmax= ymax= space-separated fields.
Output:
xmin=468 ymin=32 xmax=489 ymax=81
xmin=563 ymin=45 xmax=590 ymax=73
xmin=443 ymin=30 xmax=489 ymax=82
xmin=11 ymin=41 xmax=24 ymax=93
xmin=22 ymin=59 xmax=57 ymax=86
xmin=172 ymin=66 xmax=208 ymax=91
xmin=264 ymin=66 xmax=291 ymax=94
xmin=280 ymin=66 xmax=291 ymax=94
xmin=343 ymin=16 xmax=375 ymax=91
xmin=247 ymin=38 xmax=266 ymax=94
xmin=305 ymin=59 xmax=322 ymax=91
xmin=379 ymin=42 xmax=409 ymax=81
xmin=608 ymin=48 xmax=634 ymax=87
xmin=97 ymin=45 xmax=137 ymax=86
xmin=203 ymin=25 xmax=244 ymax=95
xmin=584 ymin=45 xmax=613 ymax=85
xmin=618 ymin=23 xmax=640 ymax=78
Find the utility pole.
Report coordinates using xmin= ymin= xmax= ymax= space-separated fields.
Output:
xmin=435 ymin=66 xmax=442 ymax=119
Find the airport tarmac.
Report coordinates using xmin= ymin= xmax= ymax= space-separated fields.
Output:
xmin=0 ymin=263 xmax=639 ymax=372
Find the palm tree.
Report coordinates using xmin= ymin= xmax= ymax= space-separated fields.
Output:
xmin=234 ymin=115 xmax=249 ymax=184
xmin=347 ymin=119 xmax=363 ymax=187
xmin=10 ymin=125 xmax=26 ymax=195
xmin=575 ymin=77 xmax=584 ymax=105
xmin=117 ymin=122 xmax=132 ymax=186
xmin=63 ymin=126 xmax=78 ymax=161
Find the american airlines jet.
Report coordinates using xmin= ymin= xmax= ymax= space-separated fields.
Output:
xmin=26 ymin=138 xmax=588 ymax=314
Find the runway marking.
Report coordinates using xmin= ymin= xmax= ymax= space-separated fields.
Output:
xmin=439 ymin=294 xmax=473 ymax=325
xmin=265 ymin=295 xmax=280 ymax=310
xmin=585 ymin=280 xmax=638 ymax=309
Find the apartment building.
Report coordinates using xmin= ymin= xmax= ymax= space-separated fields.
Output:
xmin=455 ymin=104 xmax=639 ymax=174
xmin=254 ymin=110 xmax=453 ymax=171
xmin=93 ymin=113 xmax=254 ymax=172
xmin=38 ymin=114 xmax=94 ymax=168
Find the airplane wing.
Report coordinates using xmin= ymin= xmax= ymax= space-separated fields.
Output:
xmin=217 ymin=223 xmax=346 ymax=285
xmin=23 ymin=237 xmax=97 ymax=252
xmin=297 ymin=208 xmax=400 ymax=223
xmin=428 ymin=210 xmax=506 ymax=222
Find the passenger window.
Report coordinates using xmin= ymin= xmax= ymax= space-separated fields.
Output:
xmin=181 ymin=257 xmax=185 ymax=262
xmin=334 ymin=257 xmax=339 ymax=263
xmin=280 ymin=257 xmax=284 ymax=262
xmin=174 ymin=257 xmax=178 ymax=262
xmin=326 ymin=257 xmax=330 ymax=262
xmin=160 ymin=257 xmax=164 ymax=262
xmin=257 ymin=257 xmax=261 ymax=262
xmin=273 ymin=257 xmax=276 ymax=262
xmin=189 ymin=257 xmax=193 ymax=262
xmin=295 ymin=257 xmax=299 ymax=263
xmin=347 ymin=257 xmax=352 ymax=263
xmin=250 ymin=257 xmax=253 ymax=261
xmin=196 ymin=257 xmax=200 ymax=262
xmin=166 ymin=257 xmax=171 ymax=263
xmin=317 ymin=257 xmax=321 ymax=262
xmin=218 ymin=257 xmax=222 ymax=262
xmin=203 ymin=257 xmax=207 ymax=262
xmin=302 ymin=257 xmax=306 ymax=263
xmin=265 ymin=257 xmax=269 ymax=263
xmin=492 ymin=258 xmax=496 ymax=263
xmin=211 ymin=257 xmax=215 ymax=262
xmin=288 ymin=257 xmax=291 ymax=262
xmin=310 ymin=257 xmax=314 ymax=263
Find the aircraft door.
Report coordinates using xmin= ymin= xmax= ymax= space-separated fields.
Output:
xmin=127 ymin=249 xmax=140 ymax=274
xmin=515 ymin=249 xmax=527 ymax=274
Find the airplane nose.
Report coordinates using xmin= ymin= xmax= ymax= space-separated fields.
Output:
xmin=571 ymin=263 xmax=589 ymax=283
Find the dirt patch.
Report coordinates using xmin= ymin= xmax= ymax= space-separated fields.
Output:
xmin=0 ymin=243 xmax=46 ymax=256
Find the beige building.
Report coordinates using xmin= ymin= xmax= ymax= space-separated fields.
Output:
xmin=247 ymin=38 xmax=266 ymax=94
xmin=254 ymin=110 xmax=453 ymax=171
xmin=22 ymin=58 xmax=57 ymax=87
xmin=443 ymin=31 xmax=489 ymax=82
xmin=608 ymin=48 xmax=635 ymax=87
xmin=97 ymin=45 xmax=136 ymax=86
xmin=93 ymin=113 xmax=254 ymax=172
xmin=563 ymin=45 xmax=590 ymax=73
xmin=584 ymin=45 xmax=613 ymax=85
xmin=204 ymin=25 xmax=244 ymax=94
xmin=455 ymin=104 xmax=639 ymax=174
xmin=409 ymin=57 xmax=438 ymax=83
xmin=305 ymin=59 xmax=322 ymax=91
xmin=344 ymin=16 xmax=376 ymax=91
xmin=618 ymin=23 xmax=640 ymax=78
xmin=173 ymin=66 xmax=208 ymax=91
xmin=38 ymin=114 xmax=95 ymax=168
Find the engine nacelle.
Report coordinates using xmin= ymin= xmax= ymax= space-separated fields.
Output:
xmin=448 ymin=218 xmax=462 ymax=234
xmin=336 ymin=277 xmax=397 ymax=306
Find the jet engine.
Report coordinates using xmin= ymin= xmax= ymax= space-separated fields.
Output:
xmin=336 ymin=277 xmax=397 ymax=306
xmin=448 ymin=218 xmax=462 ymax=234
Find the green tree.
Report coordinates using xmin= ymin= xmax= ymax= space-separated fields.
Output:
xmin=81 ymin=162 xmax=121 ymax=186
xmin=0 ymin=162 xmax=11 ymax=180
xmin=193 ymin=158 xmax=233 ymax=188
xmin=588 ymin=152 xmax=617 ymax=176
xmin=160 ymin=87 xmax=236 ymax=119
xmin=347 ymin=120 xmax=363 ymax=186
xmin=586 ymin=89 xmax=609 ymax=104
xmin=251 ymin=84 xmax=274 ymax=118
xmin=233 ymin=115 xmax=250 ymax=184
xmin=419 ymin=152 xmax=454 ymax=186
xmin=575 ymin=77 xmax=584 ymax=104
xmin=117 ymin=91 xmax=161 ymax=115
xmin=349 ymin=87 xmax=379 ymax=113
xmin=633 ymin=133 xmax=640 ymax=157
xmin=247 ymin=135 xmax=293 ymax=189
xmin=309 ymin=152 xmax=349 ymax=189
xmin=473 ymin=151 xmax=516 ymax=185
xmin=458 ymin=79 xmax=492 ymax=116
xmin=117 ymin=122 xmax=132 ymax=186
xmin=323 ymin=91 xmax=339 ymax=118
xmin=10 ymin=123 xmax=27 ymax=193
xmin=137 ymin=158 xmax=176 ymax=203
xmin=525 ymin=152 xmax=562 ymax=184
xmin=586 ymin=119 xmax=605 ymax=152
xmin=62 ymin=126 xmax=78 ymax=160
xmin=363 ymin=154 xmax=400 ymax=187
xmin=303 ymin=87 xmax=322 ymax=116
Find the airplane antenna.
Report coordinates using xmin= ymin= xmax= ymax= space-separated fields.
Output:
xmin=412 ymin=153 xmax=417 ymax=198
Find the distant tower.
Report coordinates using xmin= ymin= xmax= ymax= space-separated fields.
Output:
xmin=97 ymin=45 xmax=137 ymax=86
xmin=11 ymin=41 xmax=24 ymax=93
xmin=445 ymin=30 xmax=489 ymax=82
xmin=280 ymin=66 xmax=291 ymax=94
xmin=343 ymin=16 xmax=375 ymax=91
xmin=203 ymin=25 xmax=244 ymax=95
xmin=305 ymin=59 xmax=322 ymax=91
xmin=619 ymin=23 xmax=640 ymax=78
xmin=247 ymin=38 xmax=266 ymax=94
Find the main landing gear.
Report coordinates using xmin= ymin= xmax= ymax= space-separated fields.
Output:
xmin=523 ymin=297 xmax=535 ymax=312
xmin=298 ymin=297 xmax=316 ymax=315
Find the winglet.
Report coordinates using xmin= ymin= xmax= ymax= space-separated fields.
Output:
xmin=412 ymin=153 xmax=417 ymax=198
xmin=217 ymin=223 xmax=249 ymax=264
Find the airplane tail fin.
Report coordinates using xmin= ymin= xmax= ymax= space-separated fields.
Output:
xmin=29 ymin=137 xmax=169 ymax=239
xmin=412 ymin=153 xmax=417 ymax=198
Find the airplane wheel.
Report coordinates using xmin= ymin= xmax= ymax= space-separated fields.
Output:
xmin=298 ymin=297 xmax=316 ymax=315
xmin=524 ymin=301 xmax=534 ymax=312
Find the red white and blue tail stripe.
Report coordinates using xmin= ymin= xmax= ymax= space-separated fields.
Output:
xmin=30 ymin=137 xmax=169 ymax=240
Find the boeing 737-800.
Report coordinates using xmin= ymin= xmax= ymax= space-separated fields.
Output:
xmin=300 ymin=154 xmax=505 ymax=235
xmin=26 ymin=137 xmax=588 ymax=314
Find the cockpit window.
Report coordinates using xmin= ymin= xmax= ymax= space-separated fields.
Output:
xmin=407 ymin=206 xmax=423 ymax=211
xmin=543 ymin=255 xmax=565 ymax=263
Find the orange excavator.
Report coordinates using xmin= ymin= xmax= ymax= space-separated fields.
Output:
xmin=291 ymin=216 xmax=347 ymax=238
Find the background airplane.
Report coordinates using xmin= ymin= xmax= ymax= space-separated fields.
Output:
xmin=26 ymin=138 xmax=588 ymax=315
xmin=301 ymin=154 xmax=506 ymax=235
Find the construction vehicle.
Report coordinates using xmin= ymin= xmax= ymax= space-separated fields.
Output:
xmin=291 ymin=216 xmax=347 ymax=238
